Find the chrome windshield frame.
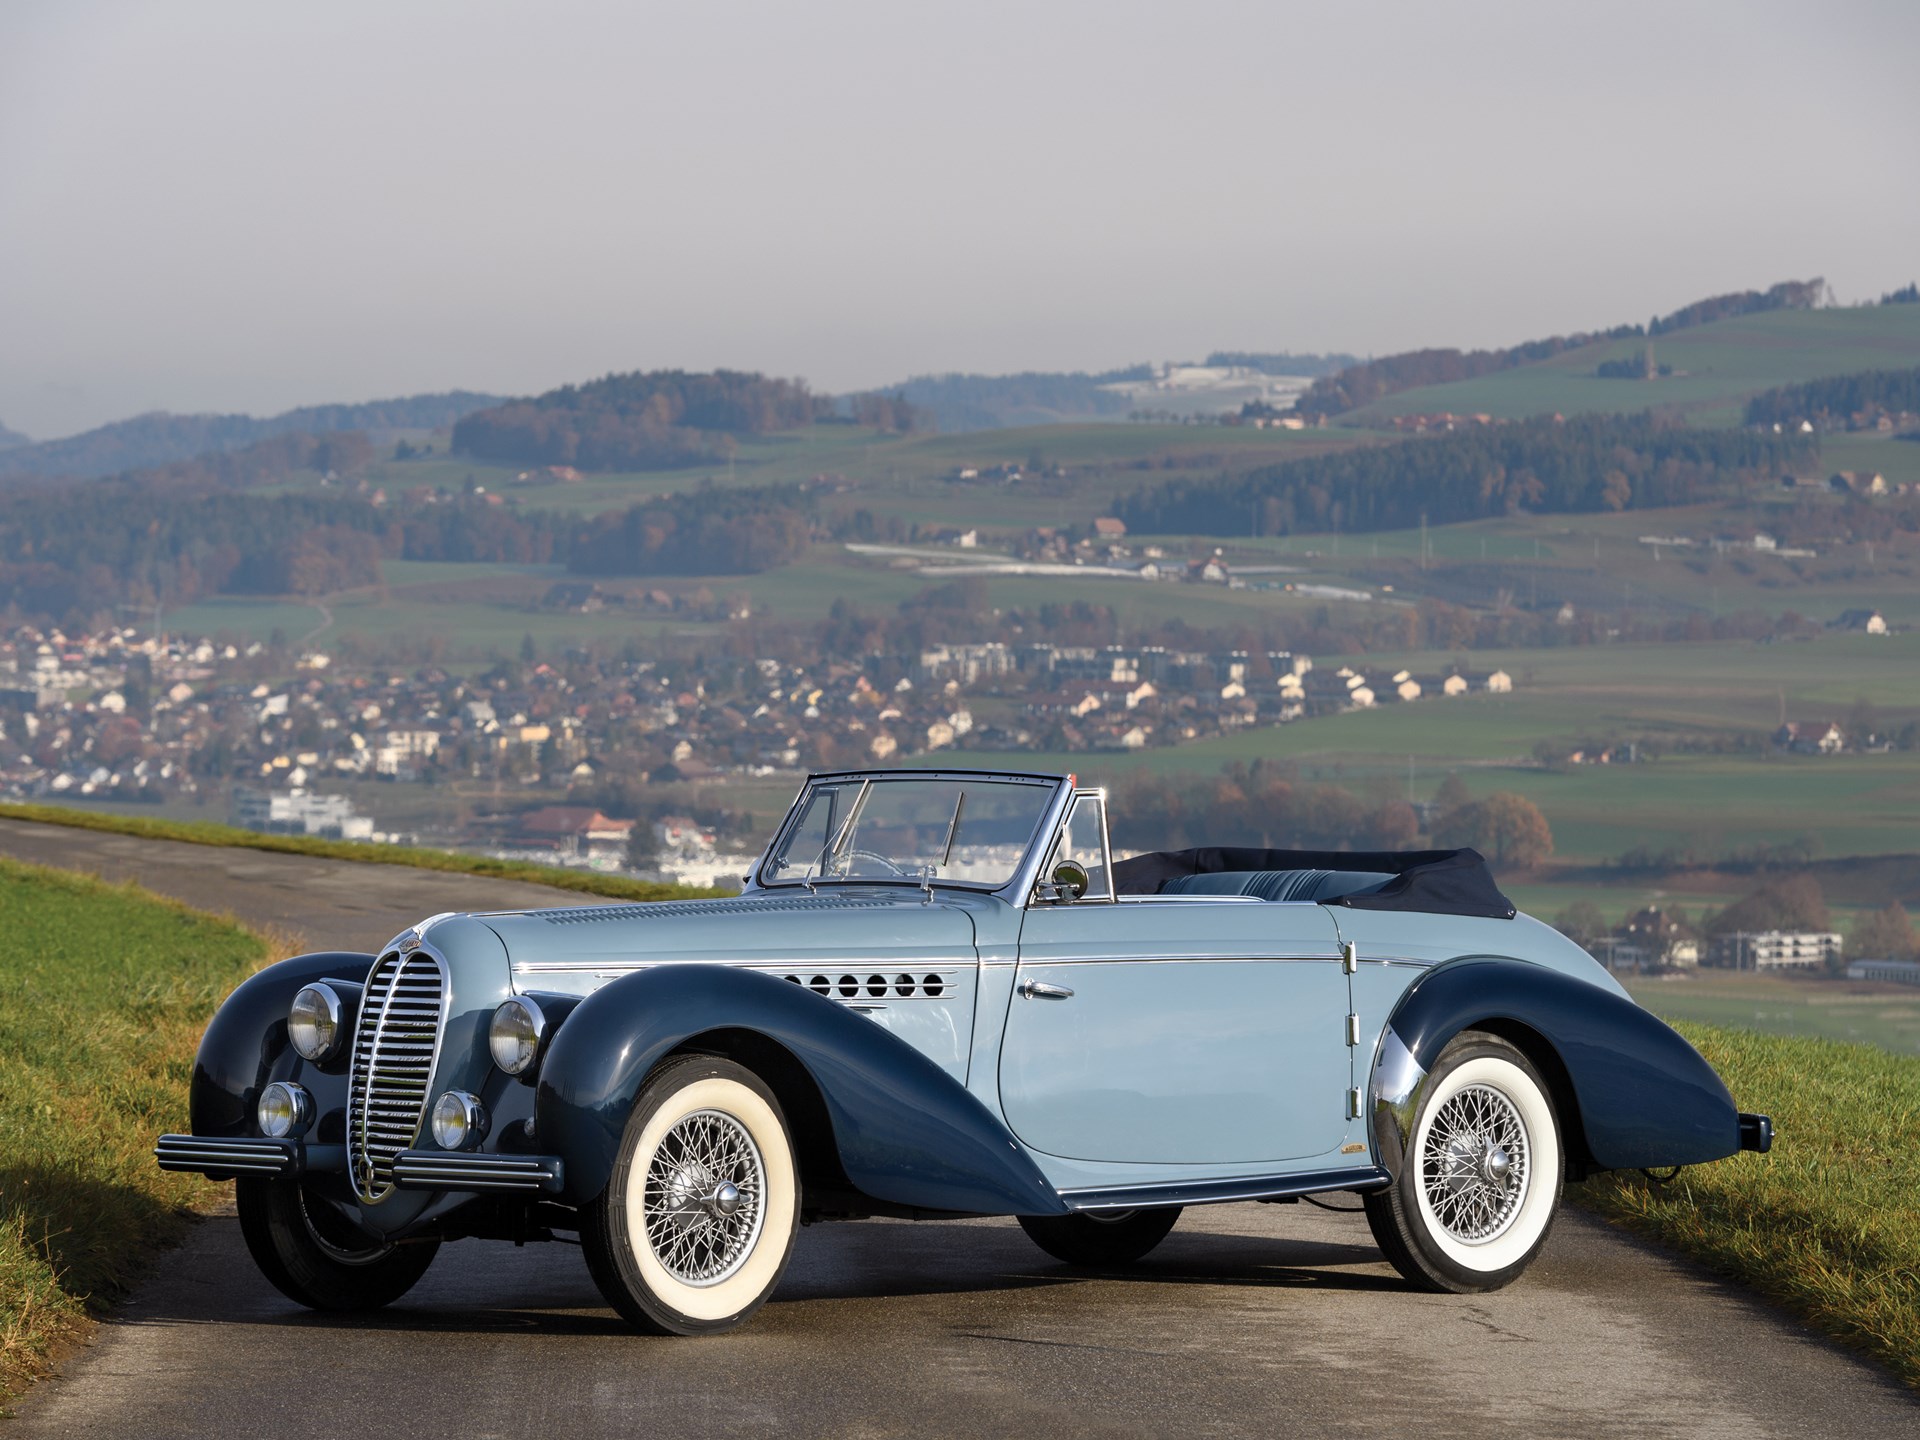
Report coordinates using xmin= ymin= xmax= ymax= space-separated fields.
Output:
xmin=750 ymin=768 xmax=1072 ymax=898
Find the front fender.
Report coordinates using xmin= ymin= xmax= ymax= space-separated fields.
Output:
xmin=189 ymin=951 xmax=377 ymax=1136
xmin=1370 ymin=958 xmax=1740 ymax=1176
xmin=535 ymin=965 xmax=1066 ymax=1217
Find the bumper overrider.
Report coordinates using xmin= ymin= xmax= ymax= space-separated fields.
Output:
xmin=155 ymin=1134 xmax=565 ymax=1194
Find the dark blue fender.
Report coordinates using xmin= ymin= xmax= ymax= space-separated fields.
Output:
xmin=535 ymin=964 xmax=1068 ymax=1217
xmin=189 ymin=951 xmax=375 ymax=1137
xmin=1375 ymin=958 xmax=1741 ymax=1173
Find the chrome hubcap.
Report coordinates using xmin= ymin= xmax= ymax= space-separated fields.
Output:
xmin=1422 ymin=1083 xmax=1529 ymax=1244
xmin=642 ymin=1110 xmax=766 ymax=1286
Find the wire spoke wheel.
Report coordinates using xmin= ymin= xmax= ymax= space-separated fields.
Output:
xmin=1419 ymin=1082 xmax=1529 ymax=1245
xmin=642 ymin=1109 xmax=768 ymax=1287
xmin=583 ymin=1056 xmax=799 ymax=1335
xmin=1364 ymin=1033 xmax=1563 ymax=1294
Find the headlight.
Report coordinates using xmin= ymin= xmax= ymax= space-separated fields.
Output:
xmin=257 ymin=1081 xmax=314 ymax=1139
xmin=489 ymin=996 xmax=547 ymax=1077
xmin=432 ymin=1090 xmax=489 ymax=1150
xmin=288 ymin=984 xmax=343 ymax=1062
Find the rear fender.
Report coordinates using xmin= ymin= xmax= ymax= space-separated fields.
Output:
xmin=535 ymin=964 xmax=1066 ymax=1217
xmin=1370 ymin=958 xmax=1740 ymax=1177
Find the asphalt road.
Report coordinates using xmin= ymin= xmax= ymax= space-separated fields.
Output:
xmin=6 ymin=821 xmax=1918 ymax=1437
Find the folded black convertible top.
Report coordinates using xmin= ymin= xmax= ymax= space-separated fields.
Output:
xmin=1110 ymin=846 xmax=1517 ymax=919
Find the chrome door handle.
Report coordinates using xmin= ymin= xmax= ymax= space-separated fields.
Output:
xmin=1019 ymin=979 xmax=1075 ymax=1001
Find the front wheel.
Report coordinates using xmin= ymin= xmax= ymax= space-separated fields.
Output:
xmin=1019 ymin=1207 xmax=1182 ymax=1266
xmin=582 ymin=1055 xmax=800 ymax=1335
xmin=236 ymin=1175 xmax=439 ymax=1311
xmin=1364 ymin=1032 xmax=1563 ymax=1293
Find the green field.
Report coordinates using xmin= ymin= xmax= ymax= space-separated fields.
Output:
xmin=1624 ymin=971 xmax=1920 ymax=1055
xmin=0 ymin=860 xmax=266 ymax=1403
xmin=1345 ymin=306 xmax=1920 ymax=427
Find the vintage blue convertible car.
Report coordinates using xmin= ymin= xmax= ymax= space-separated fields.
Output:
xmin=158 ymin=767 xmax=1771 ymax=1334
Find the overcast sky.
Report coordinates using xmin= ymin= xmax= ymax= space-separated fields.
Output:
xmin=3 ymin=0 xmax=1917 ymax=439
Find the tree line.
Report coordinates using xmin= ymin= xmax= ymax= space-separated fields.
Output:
xmin=1293 ymin=278 xmax=1825 ymax=419
xmin=1745 ymin=365 xmax=1920 ymax=428
xmin=0 ymin=391 xmax=501 ymax=483
xmin=452 ymin=369 xmax=825 ymax=472
xmin=1114 ymin=415 xmax=1812 ymax=538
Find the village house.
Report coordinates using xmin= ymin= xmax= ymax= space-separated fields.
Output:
xmin=511 ymin=805 xmax=634 ymax=859
xmin=1708 ymin=931 xmax=1842 ymax=970
xmin=1774 ymin=721 xmax=1846 ymax=755
xmin=1833 ymin=609 xmax=1889 ymax=635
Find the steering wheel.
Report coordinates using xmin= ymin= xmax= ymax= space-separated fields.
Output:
xmin=831 ymin=848 xmax=909 ymax=878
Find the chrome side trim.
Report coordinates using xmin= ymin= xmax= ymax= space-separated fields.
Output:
xmin=1012 ymin=951 xmax=1342 ymax=967
xmin=1369 ymin=1024 xmax=1429 ymax=1180
xmin=391 ymin=1150 xmax=565 ymax=1194
xmin=1060 ymin=1165 xmax=1391 ymax=1212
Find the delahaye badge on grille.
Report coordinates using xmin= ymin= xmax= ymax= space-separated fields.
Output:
xmin=155 ymin=767 xmax=1772 ymax=1335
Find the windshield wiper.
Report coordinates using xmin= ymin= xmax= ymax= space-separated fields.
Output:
xmin=806 ymin=779 xmax=871 ymax=889
xmin=922 ymin=790 xmax=967 ymax=903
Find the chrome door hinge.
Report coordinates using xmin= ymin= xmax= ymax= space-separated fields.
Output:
xmin=1342 ymin=941 xmax=1358 ymax=974
xmin=1346 ymin=1087 xmax=1364 ymax=1120
xmin=1345 ymin=1013 xmax=1361 ymax=1047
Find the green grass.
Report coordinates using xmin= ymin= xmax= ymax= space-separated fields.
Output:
xmin=0 ymin=859 xmax=271 ymax=1402
xmin=0 ymin=804 xmax=725 ymax=903
xmin=1579 ymin=1023 xmax=1920 ymax=1388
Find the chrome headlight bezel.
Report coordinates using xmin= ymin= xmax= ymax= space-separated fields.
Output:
xmin=489 ymin=996 xmax=548 ymax=1078
xmin=258 ymin=1080 xmax=314 ymax=1139
xmin=431 ymin=1090 xmax=489 ymax=1150
xmin=288 ymin=983 xmax=344 ymax=1062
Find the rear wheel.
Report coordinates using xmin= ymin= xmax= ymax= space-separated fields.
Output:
xmin=236 ymin=1175 xmax=439 ymax=1311
xmin=1019 ymin=1207 xmax=1182 ymax=1266
xmin=1364 ymin=1032 xmax=1563 ymax=1293
xmin=582 ymin=1055 xmax=800 ymax=1335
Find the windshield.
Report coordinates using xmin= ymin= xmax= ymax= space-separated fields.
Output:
xmin=761 ymin=774 xmax=1059 ymax=889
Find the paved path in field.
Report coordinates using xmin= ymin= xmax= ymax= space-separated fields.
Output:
xmin=6 ymin=821 xmax=1918 ymax=1438
xmin=0 ymin=817 xmax=596 ymax=953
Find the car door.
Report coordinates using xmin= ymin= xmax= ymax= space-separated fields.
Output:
xmin=998 ymin=805 xmax=1353 ymax=1166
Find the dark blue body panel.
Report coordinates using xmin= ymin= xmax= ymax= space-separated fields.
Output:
xmin=188 ymin=951 xmax=375 ymax=1137
xmin=535 ymin=964 xmax=1069 ymax=1217
xmin=1387 ymin=958 xmax=1740 ymax=1169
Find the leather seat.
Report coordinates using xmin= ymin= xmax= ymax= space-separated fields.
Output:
xmin=1158 ymin=868 xmax=1395 ymax=902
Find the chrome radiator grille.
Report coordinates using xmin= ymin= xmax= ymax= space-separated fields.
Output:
xmin=347 ymin=948 xmax=446 ymax=1202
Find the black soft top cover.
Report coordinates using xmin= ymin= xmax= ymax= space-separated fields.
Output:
xmin=1111 ymin=846 xmax=1516 ymax=919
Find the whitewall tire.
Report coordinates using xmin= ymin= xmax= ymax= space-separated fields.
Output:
xmin=1364 ymin=1032 xmax=1563 ymax=1293
xmin=583 ymin=1055 xmax=800 ymax=1335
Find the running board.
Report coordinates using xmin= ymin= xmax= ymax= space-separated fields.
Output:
xmin=1059 ymin=1166 xmax=1391 ymax=1213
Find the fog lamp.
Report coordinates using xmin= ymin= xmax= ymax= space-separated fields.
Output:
xmin=489 ymin=996 xmax=547 ymax=1077
xmin=432 ymin=1090 xmax=489 ymax=1150
xmin=257 ymin=1081 xmax=314 ymax=1139
xmin=288 ymin=984 xmax=343 ymax=1062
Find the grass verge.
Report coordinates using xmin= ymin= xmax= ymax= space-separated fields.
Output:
xmin=0 ymin=802 xmax=723 ymax=903
xmin=1578 ymin=1022 xmax=1920 ymax=1387
xmin=0 ymin=857 xmax=270 ymax=1405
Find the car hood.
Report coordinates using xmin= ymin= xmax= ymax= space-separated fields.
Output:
xmin=472 ymin=889 xmax=981 ymax=991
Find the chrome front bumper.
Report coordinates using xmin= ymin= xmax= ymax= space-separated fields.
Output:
xmin=392 ymin=1150 xmax=565 ymax=1194
xmin=155 ymin=1133 xmax=563 ymax=1195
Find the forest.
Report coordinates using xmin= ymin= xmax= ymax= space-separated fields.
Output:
xmin=451 ymin=370 xmax=822 ymax=471
xmin=1745 ymin=366 xmax=1920 ymax=428
xmin=1113 ymin=415 xmax=1813 ymax=537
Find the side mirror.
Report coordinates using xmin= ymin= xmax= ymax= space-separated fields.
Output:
xmin=1050 ymin=859 xmax=1090 ymax=902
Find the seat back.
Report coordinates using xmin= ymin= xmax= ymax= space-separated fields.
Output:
xmin=1158 ymin=868 xmax=1396 ymax=902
